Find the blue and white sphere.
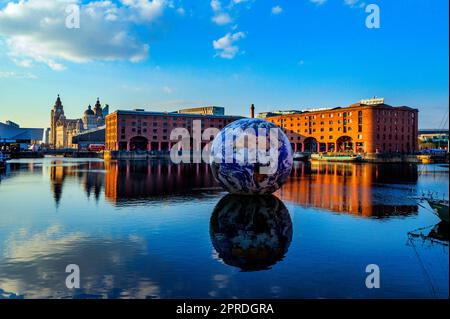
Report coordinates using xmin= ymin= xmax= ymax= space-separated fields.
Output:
xmin=210 ymin=118 xmax=293 ymax=195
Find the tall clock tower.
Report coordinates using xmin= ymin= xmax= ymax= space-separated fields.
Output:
xmin=50 ymin=95 xmax=64 ymax=148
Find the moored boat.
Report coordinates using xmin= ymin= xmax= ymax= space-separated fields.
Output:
xmin=293 ymin=152 xmax=309 ymax=161
xmin=310 ymin=153 xmax=362 ymax=163
xmin=427 ymin=198 xmax=449 ymax=223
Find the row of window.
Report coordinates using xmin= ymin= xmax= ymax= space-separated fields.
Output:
xmin=377 ymin=125 xmax=412 ymax=133
xmin=376 ymin=110 xmax=415 ymax=118
xmin=284 ymin=126 xmax=358 ymax=134
xmin=277 ymin=119 xmax=356 ymax=127
xmin=287 ymin=134 xmax=364 ymax=141
xmin=272 ymin=110 xmax=416 ymax=123
xmin=119 ymin=117 xmax=234 ymax=124
xmin=274 ymin=111 xmax=359 ymax=122
xmin=119 ymin=124 xmax=224 ymax=134
xmin=119 ymin=134 xmax=170 ymax=141
xmin=376 ymin=118 xmax=415 ymax=125
xmin=123 ymin=122 xmax=225 ymax=128
xmin=376 ymin=134 xmax=414 ymax=141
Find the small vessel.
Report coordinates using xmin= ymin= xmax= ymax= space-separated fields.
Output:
xmin=310 ymin=153 xmax=362 ymax=163
xmin=407 ymin=221 xmax=448 ymax=299
xmin=427 ymin=198 xmax=449 ymax=223
xmin=293 ymin=152 xmax=309 ymax=161
xmin=408 ymin=221 xmax=449 ymax=245
xmin=428 ymin=221 xmax=449 ymax=242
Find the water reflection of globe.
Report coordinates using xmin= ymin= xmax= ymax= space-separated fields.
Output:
xmin=210 ymin=118 xmax=293 ymax=195
xmin=210 ymin=195 xmax=293 ymax=271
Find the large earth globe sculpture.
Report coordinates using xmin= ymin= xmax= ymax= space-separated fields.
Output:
xmin=210 ymin=118 xmax=293 ymax=195
xmin=210 ymin=194 xmax=293 ymax=271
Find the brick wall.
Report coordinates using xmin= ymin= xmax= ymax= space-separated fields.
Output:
xmin=265 ymin=104 xmax=418 ymax=154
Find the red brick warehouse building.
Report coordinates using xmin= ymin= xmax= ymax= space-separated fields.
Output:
xmin=105 ymin=108 xmax=242 ymax=152
xmin=264 ymin=99 xmax=419 ymax=154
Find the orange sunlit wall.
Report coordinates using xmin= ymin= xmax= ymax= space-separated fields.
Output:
xmin=265 ymin=103 xmax=419 ymax=154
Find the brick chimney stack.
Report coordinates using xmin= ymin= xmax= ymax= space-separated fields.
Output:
xmin=250 ymin=104 xmax=255 ymax=118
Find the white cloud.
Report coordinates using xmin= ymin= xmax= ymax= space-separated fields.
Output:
xmin=310 ymin=0 xmax=327 ymax=5
xmin=11 ymin=58 xmax=33 ymax=68
xmin=271 ymin=6 xmax=283 ymax=15
xmin=163 ymin=86 xmax=173 ymax=93
xmin=211 ymin=0 xmax=222 ymax=12
xmin=213 ymin=31 xmax=245 ymax=59
xmin=344 ymin=0 xmax=366 ymax=9
xmin=344 ymin=0 xmax=358 ymax=6
xmin=210 ymin=0 xmax=253 ymax=25
xmin=120 ymin=0 xmax=166 ymax=22
xmin=209 ymin=0 xmax=253 ymax=57
xmin=210 ymin=0 xmax=233 ymax=25
xmin=0 ymin=0 xmax=173 ymax=70
xmin=0 ymin=71 xmax=37 ymax=79
xmin=176 ymin=7 xmax=185 ymax=16
xmin=212 ymin=12 xmax=232 ymax=25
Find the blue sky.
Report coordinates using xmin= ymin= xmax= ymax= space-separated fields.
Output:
xmin=0 ymin=0 xmax=448 ymax=129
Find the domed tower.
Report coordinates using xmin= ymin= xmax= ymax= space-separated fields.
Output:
xmin=83 ymin=105 xmax=96 ymax=130
xmin=50 ymin=94 xmax=65 ymax=148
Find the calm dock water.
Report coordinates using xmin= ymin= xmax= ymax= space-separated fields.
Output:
xmin=0 ymin=158 xmax=448 ymax=299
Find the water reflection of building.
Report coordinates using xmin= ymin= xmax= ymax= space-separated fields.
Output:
xmin=276 ymin=162 xmax=419 ymax=218
xmin=47 ymin=158 xmax=420 ymax=216
xmin=104 ymin=161 xmax=219 ymax=205
xmin=47 ymin=160 xmax=220 ymax=206
xmin=49 ymin=160 xmax=105 ymax=205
